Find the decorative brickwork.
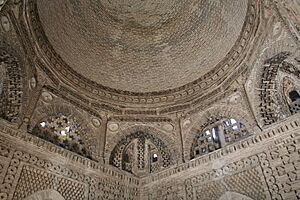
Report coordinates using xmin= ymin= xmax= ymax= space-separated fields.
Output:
xmin=0 ymin=138 xmax=139 ymax=200
xmin=259 ymin=52 xmax=290 ymax=126
xmin=20 ymin=0 xmax=260 ymax=114
xmin=259 ymin=141 xmax=300 ymax=199
xmin=110 ymin=131 xmax=172 ymax=176
xmin=29 ymin=102 xmax=101 ymax=161
xmin=191 ymin=117 xmax=250 ymax=159
xmin=31 ymin=113 xmax=91 ymax=159
xmin=0 ymin=0 xmax=300 ymax=199
xmin=184 ymin=155 xmax=266 ymax=200
xmin=0 ymin=49 xmax=23 ymax=123
xmin=13 ymin=166 xmax=86 ymax=200
xmin=24 ymin=190 xmax=65 ymax=200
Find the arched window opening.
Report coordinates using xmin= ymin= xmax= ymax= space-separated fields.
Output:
xmin=289 ymin=90 xmax=300 ymax=102
xmin=110 ymin=131 xmax=172 ymax=176
xmin=282 ymin=77 xmax=300 ymax=115
xmin=288 ymin=90 xmax=300 ymax=114
xmin=148 ymin=143 xmax=161 ymax=173
xmin=31 ymin=113 xmax=90 ymax=158
xmin=223 ymin=118 xmax=247 ymax=144
xmin=152 ymin=153 xmax=158 ymax=163
xmin=289 ymin=99 xmax=300 ymax=114
xmin=193 ymin=126 xmax=221 ymax=157
xmin=191 ymin=118 xmax=249 ymax=159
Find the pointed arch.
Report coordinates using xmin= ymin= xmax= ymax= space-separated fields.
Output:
xmin=24 ymin=189 xmax=65 ymax=200
xmin=184 ymin=105 xmax=255 ymax=160
xmin=218 ymin=192 xmax=254 ymax=200
xmin=107 ymin=125 xmax=179 ymax=175
xmin=245 ymin=39 xmax=299 ymax=127
xmin=29 ymin=102 xmax=99 ymax=160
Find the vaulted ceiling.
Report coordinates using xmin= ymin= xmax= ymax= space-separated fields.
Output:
xmin=20 ymin=0 xmax=260 ymax=115
xmin=36 ymin=0 xmax=248 ymax=93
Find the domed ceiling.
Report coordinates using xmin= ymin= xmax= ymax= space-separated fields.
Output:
xmin=36 ymin=0 xmax=248 ymax=93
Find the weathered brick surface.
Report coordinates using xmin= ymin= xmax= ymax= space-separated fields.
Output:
xmin=37 ymin=0 xmax=247 ymax=92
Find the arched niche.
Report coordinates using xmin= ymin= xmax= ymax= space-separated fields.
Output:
xmin=183 ymin=105 xmax=255 ymax=161
xmin=29 ymin=102 xmax=99 ymax=161
xmin=245 ymin=38 xmax=299 ymax=127
xmin=218 ymin=192 xmax=254 ymax=200
xmin=24 ymin=189 xmax=65 ymax=200
xmin=107 ymin=125 xmax=179 ymax=176
xmin=109 ymin=130 xmax=173 ymax=176
xmin=105 ymin=125 xmax=180 ymax=162
xmin=189 ymin=117 xmax=250 ymax=159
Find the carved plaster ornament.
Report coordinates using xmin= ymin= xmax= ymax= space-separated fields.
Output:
xmin=162 ymin=123 xmax=174 ymax=132
xmin=23 ymin=117 xmax=29 ymax=124
xmin=92 ymin=118 xmax=101 ymax=128
xmin=0 ymin=0 xmax=5 ymax=8
xmin=108 ymin=122 xmax=119 ymax=132
xmin=246 ymin=79 xmax=252 ymax=89
xmin=272 ymin=21 xmax=284 ymax=38
xmin=228 ymin=91 xmax=241 ymax=104
xmin=41 ymin=91 xmax=53 ymax=102
xmin=183 ymin=119 xmax=191 ymax=128
xmin=1 ymin=15 xmax=10 ymax=32
xmin=29 ymin=77 xmax=37 ymax=89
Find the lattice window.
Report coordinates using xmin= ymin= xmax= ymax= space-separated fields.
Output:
xmin=149 ymin=143 xmax=161 ymax=173
xmin=288 ymin=90 xmax=300 ymax=114
xmin=31 ymin=113 xmax=90 ymax=158
xmin=191 ymin=118 xmax=249 ymax=159
xmin=110 ymin=131 xmax=172 ymax=176
xmin=152 ymin=153 xmax=158 ymax=162
xmin=223 ymin=118 xmax=248 ymax=145
xmin=193 ymin=126 xmax=221 ymax=157
xmin=122 ymin=142 xmax=135 ymax=173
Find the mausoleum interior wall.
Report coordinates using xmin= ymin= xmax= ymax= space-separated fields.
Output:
xmin=1 ymin=113 xmax=300 ymax=199
xmin=0 ymin=0 xmax=300 ymax=199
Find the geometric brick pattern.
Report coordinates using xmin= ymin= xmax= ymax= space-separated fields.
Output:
xmin=186 ymin=158 xmax=266 ymax=200
xmin=13 ymin=165 xmax=86 ymax=200
xmin=223 ymin=168 xmax=266 ymax=200
xmin=259 ymin=52 xmax=290 ymax=126
xmin=194 ymin=181 xmax=226 ymax=200
xmin=36 ymin=0 xmax=248 ymax=93
xmin=259 ymin=141 xmax=300 ymax=200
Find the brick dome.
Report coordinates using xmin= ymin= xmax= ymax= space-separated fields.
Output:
xmin=36 ymin=0 xmax=248 ymax=93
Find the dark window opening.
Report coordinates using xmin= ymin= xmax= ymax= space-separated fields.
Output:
xmin=123 ymin=153 xmax=129 ymax=162
xmin=152 ymin=154 xmax=158 ymax=162
xmin=289 ymin=90 xmax=300 ymax=102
